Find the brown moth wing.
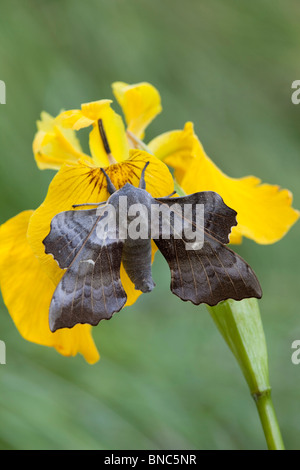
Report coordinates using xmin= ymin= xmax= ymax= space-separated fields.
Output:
xmin=43 ymin=208 xmax=127 ymax=331
xmin=44 ymin=209 xmax=100 ymax=268
xmin=155 ymin=191 xmax=238 ymax=245
xmin=153 ymin=192 xmax=262 ymax=306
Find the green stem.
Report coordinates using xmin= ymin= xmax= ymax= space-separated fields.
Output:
xmin=208 ymin=299 xmax=285 ymax=450
xmin=254 ymin=391 xmax=285 ymax=450
xmin=127 ymin=130 xmax=151 ymax=152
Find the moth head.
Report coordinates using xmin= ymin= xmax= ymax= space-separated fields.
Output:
xmin=108 ymin=182 xmax=152 ymax=208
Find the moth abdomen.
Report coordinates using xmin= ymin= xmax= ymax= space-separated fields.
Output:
xmin=122 ymin=238 xmax=155 ymax=293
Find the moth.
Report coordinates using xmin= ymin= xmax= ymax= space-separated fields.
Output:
xmin=43 ymin=162 xmax=262 ymax=332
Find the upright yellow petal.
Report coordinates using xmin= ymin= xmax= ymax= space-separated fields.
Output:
xmin=33 ymin=112 xmax=88 ymax=170
xmin=87 ymin=104 xmax=129 ymax=166
xmin=148 ymin=122 xmax=195 ymax=181
xmin=112 ymin=81 xmax=162 ymax=139
xmin=81 ymin=100 xmax=113 ymax=121
xmin=180 ymin=136 xmax=299 ymax=244
xmin=59 ymin=100 xmax=129 ymax=166
xmin=0 ymin=211 xmax=99 ymax=363
xmin=56 ymin=109 xmax=94 ymax=130
xmin=27 ymin=152 xmax=173 ymax=302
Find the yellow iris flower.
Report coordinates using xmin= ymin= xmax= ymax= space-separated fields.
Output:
xmin=0 ymin=82 xmax=172 ymax=364
xmin=0 ymin=81 xmax=298 ymax=364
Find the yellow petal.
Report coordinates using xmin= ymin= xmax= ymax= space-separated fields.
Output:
xmin=227 ymin=227 xmax=243 ymax=245
xmin=180 ymin=136 xmax=300 ymax=244
xmin=57 ymin=100 xmax=119 ymax=131
xmin=81 ymin=100 xmax=114 ymax=121
xmin=56 ymin=109 xmax=95 ymax=131
xmin=112 ymin=81 xmax=162 ymax=139
xmin=124 ymin=149 xmax=175 ymax=198
xmin=59 ymin=100 xmax=129 ymax=166
xmin=33 ymin=112 xmax=89 ymax=170
xmin=0 ymin=211 xmax=99 ymax=363
xmin=88 ymin=112 xmax=128 ymax=166
xmin=27 ymin=151 xmax=173 ymax=302
xmin=148 ymin=122 xmax=195 ymax=182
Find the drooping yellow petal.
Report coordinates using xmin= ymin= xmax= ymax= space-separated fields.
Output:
xmin=0 ymin=211 xmax=99 ymax=363
xmin=27 ymin=151 xmax=174 ymax=303
xmin=112 ymin=81 xmax=162 ymax=139
xmin=59 ymin=100 xmax=129 ymax=166
xmin=179 ymin=136 xmax=300 ymax=244
xmin=148 ymin=122 xmax=195 ymax=182
xmin=124 ymin=149 xmax=174 ymax=198
xmin=33 ymin=112 xmax=89 ymax=170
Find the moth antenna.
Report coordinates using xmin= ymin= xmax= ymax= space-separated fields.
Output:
xmin=100 ymin=168 xmax=117 ymax=194
xmin=162 ymin=190 xmax=176 ymax=198
xmin=138 ymin=161 xmax=150 ymax=190
xmin=72 ymin=201 xmax=107 ymax=208
xmin=98 ymin=119 xmax=117 ymax=164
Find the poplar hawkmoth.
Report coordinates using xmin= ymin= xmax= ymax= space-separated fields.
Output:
xmin=43 ymin=162 xmax=262 ymax=331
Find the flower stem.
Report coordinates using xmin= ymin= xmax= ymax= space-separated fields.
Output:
xmin=208 ymin=299 xmax=285 ymax=450
xmin=127 ymin=130 xmax=151 ymax=152
xmin=254 ymin=390 xmax=285 ymax=450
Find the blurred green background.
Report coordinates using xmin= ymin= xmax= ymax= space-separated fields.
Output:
xmin=0 ymin=0 xmax=300 ymax=450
